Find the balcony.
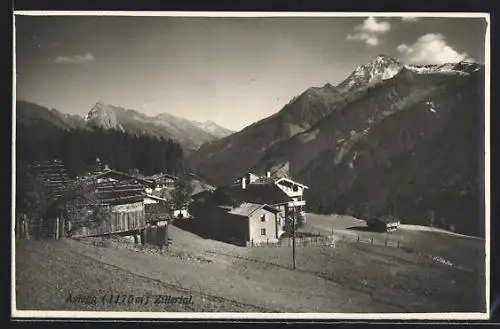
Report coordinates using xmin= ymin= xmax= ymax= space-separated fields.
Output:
xmin=288 ymin=200 xmax=306 ymax=207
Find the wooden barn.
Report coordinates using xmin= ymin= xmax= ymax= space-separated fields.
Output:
xmin=70 ymin=169 xmax=168 ymax=238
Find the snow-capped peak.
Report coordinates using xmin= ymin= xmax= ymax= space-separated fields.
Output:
xmin=337 ymin=55 xmax=404 ymax=92
xmin=404 ymin=61 xmax=482 ymax=76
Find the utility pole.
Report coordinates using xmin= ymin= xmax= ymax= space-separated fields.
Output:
xmin=292 ymin=208 xmax=296 ymax=270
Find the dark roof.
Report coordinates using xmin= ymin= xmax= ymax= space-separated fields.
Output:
xmin=192 ymin=190 xmax=213 ymax=199
xmin=83 ymin=169 xmax=155 ymax=187
xmin=145 ymin=173 xmax=178 ymax=182
xmin=28 ymin=160 xmax=72 ymax=200
xmin=227 ymin=202 xmax=280 ymax=218
xmin=215 ymin=184 xmax=290 ymax=206
xmin=253 ymin=176 xmax=280 ymax=185
xmin=85 ymin=176 xmax=149 ymax=205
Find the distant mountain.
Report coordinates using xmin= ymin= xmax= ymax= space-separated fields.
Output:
xmin=187 ymin=80 xmax=374 ymax=186
xmin=188 ymin=55 xmax=485 ymax=236
xmin=16 ymin=100 xmax=231 ymax=153
xmin=17 ymin=101 xmax=87 ymax=131
xmin=85 ymin=102 xmax=231 ymax=152
xmin=192 ymin=120 xmax=233 ymax=139
xmin=187 ymin=55 xmax=411 ymax=185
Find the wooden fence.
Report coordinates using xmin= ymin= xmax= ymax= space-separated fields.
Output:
xmin=245 ymin=231 xmax=403 ymax=249
xmin=16 ymin=216 xmax=65 ymax=240
xmin=247 ymin=235 xmax=336 ymax=248
xmin=333 ymin=232 xmax=403 ymax=248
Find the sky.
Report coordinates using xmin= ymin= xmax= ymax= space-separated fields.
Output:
xmin=15 ymin=14 xmax=488 ymax=131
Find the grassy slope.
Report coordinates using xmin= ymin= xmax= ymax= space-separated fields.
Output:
xmin=15 ymin=222 xmax=485 ymax=313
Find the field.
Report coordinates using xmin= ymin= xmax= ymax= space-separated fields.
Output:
xmin=15 ymin=214 xmax=486 ymax=314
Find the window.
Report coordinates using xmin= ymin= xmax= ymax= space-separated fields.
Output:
xmin=260 ymin=214 xmax=266 ymax=222
xmin=260 ymin=228 xmax=266 ymax=236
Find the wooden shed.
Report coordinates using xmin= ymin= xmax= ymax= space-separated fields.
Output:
xmin=365 ymin=217 xmax=401 ymax=232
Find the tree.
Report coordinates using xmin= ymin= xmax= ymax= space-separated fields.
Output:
xmin=296 ymin=210 xmax=306 ymax=227
xmin=61 ymin=180 xmax=111 ymax=236
xmin=16 ymin=166 xmax=50 ymax=221
xmin=171 ymin=175 xmax=194 ymax=212
xmin=282 ymin=207 xmax=305 ymax=237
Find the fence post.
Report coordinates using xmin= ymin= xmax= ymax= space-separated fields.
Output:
xmin=251 ymin=239 xmax=254 ymax=247
xmin=371 ymin=237 xmax=374 ymax=244
xmin=24 ymin=218 xmax=30 ymax=240
xmin=357 ymin=235 xmax=360 ymax=242
xmin=56 ymin=217 xmax=60 ymax=240
xmin=39 ymin=218 xmax=43 ymax=239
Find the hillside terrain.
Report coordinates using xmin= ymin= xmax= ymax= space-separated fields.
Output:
xmin=15 ymin=219 xmax=485 ymax=313
xmin=188 ymin=55 xmax=485 ymax=236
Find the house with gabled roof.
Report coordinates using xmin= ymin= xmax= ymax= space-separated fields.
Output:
xmin=196 ymin=171 xmax=308 ymax=240
xmin=201 ymin=201 xmax=281 ymax=245
xmin=228 ymin=171 xmax=307 ymax=236
xmin=144 ymin=173 xmax=178 ymax=191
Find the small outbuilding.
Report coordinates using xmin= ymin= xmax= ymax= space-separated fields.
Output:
xmin=365 ymin=216 xmax=400 ymax=232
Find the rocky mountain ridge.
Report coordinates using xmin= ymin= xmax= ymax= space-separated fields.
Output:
xmin=188 ymin=55 xmax=485 ymax=236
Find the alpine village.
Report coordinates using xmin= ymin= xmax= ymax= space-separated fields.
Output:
xmin=15 ymin=54 xmax=486 ymax=314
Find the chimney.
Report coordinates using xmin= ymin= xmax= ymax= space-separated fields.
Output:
xmin=241 ymin=177 xmax=246 ymax=189
xmin=266 ymin=171 xmax=271 ymax=178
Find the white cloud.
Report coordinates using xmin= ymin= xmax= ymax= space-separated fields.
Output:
xmin=396 ymin=33 xmax=470 ymax=65
xmin=346 ymin=16 xmax=392 ymax=46
xmin=401 ymin=16 xmax=421 ymax=22
xmin=51 ymin=52 xmax=94 ymax=64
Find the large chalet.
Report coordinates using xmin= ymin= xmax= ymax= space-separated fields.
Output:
xmin=195 ymin=171 xmax=308 ymax=244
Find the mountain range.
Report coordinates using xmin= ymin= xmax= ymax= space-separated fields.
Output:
xmin=16 ymin=54 xmax=485 ymax=236
xmin=16 ymin=101 xmax=233 ymax=152
xmin=187 ymin=55 xmax=485 ymax=236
